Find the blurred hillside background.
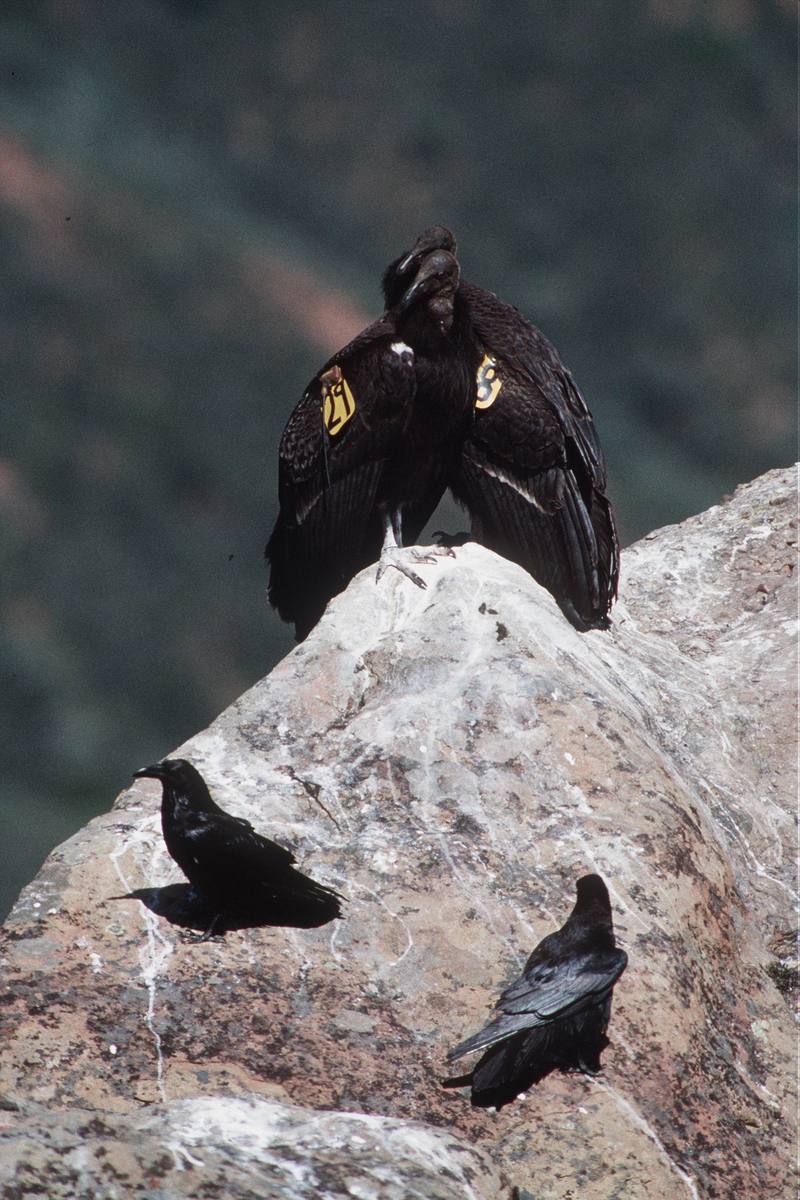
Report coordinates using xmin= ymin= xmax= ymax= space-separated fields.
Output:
xmin=0 ymin=0 xmax=795 ymax=917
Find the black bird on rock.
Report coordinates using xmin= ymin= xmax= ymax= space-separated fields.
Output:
xmin=444 ymin=874 xmax=627 ymax=1109
xmin=266 ymin=249 xmax=477 ymax=641
xmin=133 ymin=758 xmax=342 ymax=933
xmin=384 ymin=227 xmax=619 ymax=631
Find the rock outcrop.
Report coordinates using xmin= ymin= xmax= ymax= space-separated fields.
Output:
xmin=1 ymin=465 xmax=796 ymax=1199
xmin=0 ymin=1096 xmax=505 ymax=1199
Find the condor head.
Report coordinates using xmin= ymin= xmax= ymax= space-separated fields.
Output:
xmin=397 ymin=249 xmax=461 ymax=335
xmin=383 ymin=225 xmax=457 ymax=307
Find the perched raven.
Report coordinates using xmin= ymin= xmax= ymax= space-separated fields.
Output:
xmin=132 ymin=758 xmax=342 ymax=932
xmin=266 ymin=249 xmax=477 ymax=640
xmin=444 ymin=874 xmax=627 ymax=1108
xmin=384 ymin=227 xmax=619 ymax=631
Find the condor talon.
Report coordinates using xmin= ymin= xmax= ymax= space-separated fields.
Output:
xmin=375 ymin=551 xmax=432 ymax=590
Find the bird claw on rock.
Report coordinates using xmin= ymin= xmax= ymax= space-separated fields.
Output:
xmin=375 ymin=548 xmax=434 ymax=589
xmin=179 ymin=908 xmax=224 ymax=943
xmin=411 ymin=547 xmax=453 ymax=565
xmin=180 ymin=925 xmax=225 ymax=945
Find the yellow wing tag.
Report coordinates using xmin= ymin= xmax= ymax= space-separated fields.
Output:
xmin=475 ymin=354 xmax=502 ymax=409
xmin=321 ymin=365 xmax=356 ymax=436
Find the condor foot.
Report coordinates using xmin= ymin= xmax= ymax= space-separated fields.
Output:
xmin=375 ymin=546 xmax=442 ymax=589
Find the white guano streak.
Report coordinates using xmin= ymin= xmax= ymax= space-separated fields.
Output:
xmin=109 ymin=821 xmax=173 ymax=1102
xmin=592 ymin=1077 xmax=700 ymax=1200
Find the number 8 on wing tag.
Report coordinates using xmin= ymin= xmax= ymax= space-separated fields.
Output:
xmin=476 ymin=354 xmax=502 ymax=409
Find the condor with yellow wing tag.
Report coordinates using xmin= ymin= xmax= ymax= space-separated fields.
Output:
xmin=382 ymin=227 xmax=619 ymax=631
xmin=321 ymin=365 xmax=357 ymax=435
xmin=268 ymin=245 xmax=472 ymax=644
xmin=475 ymin=354 xmax=502 ymax=410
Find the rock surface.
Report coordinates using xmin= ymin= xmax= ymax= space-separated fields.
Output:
xmin=1 ymin=465 xmax=796 ymax=1199
xmin=0 ymin=1095 xmax=506 ymax=1199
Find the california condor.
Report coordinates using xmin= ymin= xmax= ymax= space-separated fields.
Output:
xmin=267 ymin=249 xmax=476 ymax=640
xmin=385 ymin=227 xmax=619 ymax=631
xmin=444 ymin=874 xmax=627 ymax=1108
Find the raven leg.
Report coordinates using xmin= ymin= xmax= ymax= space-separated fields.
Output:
xmin=180 ymin=910 xmax=225 ymax=943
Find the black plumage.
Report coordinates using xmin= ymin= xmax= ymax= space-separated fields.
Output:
xmin=444 ymin=874 xmax=627 ymax=1109
xmin=266 ymin=250 xmax=477 ymax=640
xmin=384 ymin=227 xmax=619 ymax=631
xmin=132 ymin=758 xmax=342 ymax=930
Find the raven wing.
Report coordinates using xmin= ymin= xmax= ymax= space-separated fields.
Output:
xmin=183 ymin=810 xmax=297 ymax=877
xmin=498 ymin=944 xmax=628 ymax=1020
xmin=447 ymin=946 xmax=627 ymax=1061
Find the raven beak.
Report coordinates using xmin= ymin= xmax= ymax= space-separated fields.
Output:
xmin=133 ymin=763 xmax=164 ymax=781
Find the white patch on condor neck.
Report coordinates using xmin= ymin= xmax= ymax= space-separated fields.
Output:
xmin=390 ymin=341 xmax=413 ymax=359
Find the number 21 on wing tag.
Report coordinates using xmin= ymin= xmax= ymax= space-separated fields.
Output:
xmin=321 ymin=365 xmax=356 ymax=435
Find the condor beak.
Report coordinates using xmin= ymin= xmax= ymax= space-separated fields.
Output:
xmin=398 ymin=272 xmax=437 ymax=314
xmin=395 ymin=247 xmax=421 ymax=276
xmin=395 ymin=226 xmax=457 ymax=276
xmin=397 ymin=249 xmax=459 ymax=314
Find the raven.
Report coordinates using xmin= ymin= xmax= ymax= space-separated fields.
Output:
xmin=384 ymin=227 xmax=619 ymax=631
xmin=444 ymin=874 xmax=627 ymax=1108
xmin=266 ymin=249 xmax=477 ymax=640
xmin=132 ymin=758 xmax=342 ymax=932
